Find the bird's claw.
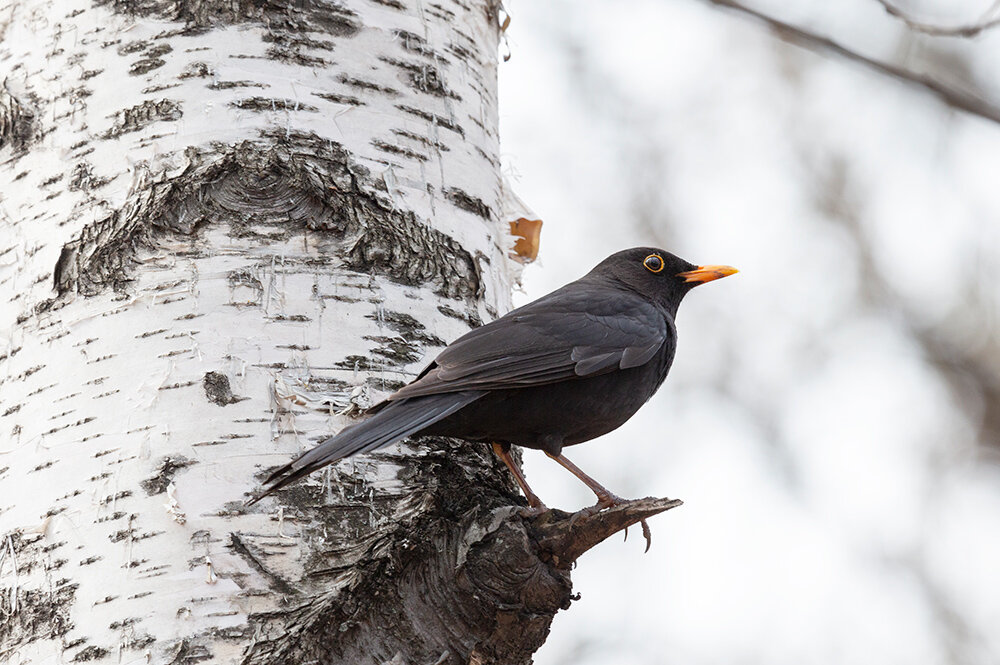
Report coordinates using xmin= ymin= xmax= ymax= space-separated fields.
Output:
xmin=620 ymin=514 xmax=654 ymax=551
xmin=593 ymin=492 xmax=627 ymax=511
xmin=567 ymin=494 xmax=654 ymax=552
xmin=567 ymin=503 xmax=601 ymax=529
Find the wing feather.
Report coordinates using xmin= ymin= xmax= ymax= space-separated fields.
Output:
xmin=389 ymin=281 xmax=671 ymax=401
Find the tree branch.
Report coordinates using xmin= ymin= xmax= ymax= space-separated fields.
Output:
xmin=531 ymin=497 xmax=682 ymax=564
xmin=699 ymin=0 xmax=1000 ymax=127
xmin=873 ymin=0 xmax=1000 ymax=38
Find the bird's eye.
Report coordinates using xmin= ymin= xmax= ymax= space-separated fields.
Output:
xmin=643 ymin=254 xmax=664 ymax=273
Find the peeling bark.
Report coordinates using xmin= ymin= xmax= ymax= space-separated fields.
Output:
xmin=0 ymin=1 xmax=677 ymax=663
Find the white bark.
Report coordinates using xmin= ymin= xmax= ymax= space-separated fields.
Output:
xmin=1 ymin=1 xmax=527 ymax=662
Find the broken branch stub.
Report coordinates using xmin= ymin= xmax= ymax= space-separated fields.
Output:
xmin=529 ymin=497 xmax=684 ymax=566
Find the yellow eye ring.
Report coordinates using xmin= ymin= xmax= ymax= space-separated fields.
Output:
xmin=643 ymin=254 xmax=664 ymax=273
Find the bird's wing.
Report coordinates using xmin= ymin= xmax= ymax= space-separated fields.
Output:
xmin=388 ymin=283 xmax=670 ymax=401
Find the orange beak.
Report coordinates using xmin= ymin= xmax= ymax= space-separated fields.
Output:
xmin=677 ymin=265 xmax=739 ymax=284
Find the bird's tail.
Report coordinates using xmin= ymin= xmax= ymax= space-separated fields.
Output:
xmin=247 ymin=390 xmax=483 ymax=504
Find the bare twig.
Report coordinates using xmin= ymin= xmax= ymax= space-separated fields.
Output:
xmin=874 ymin=0 xmax=1000 ymax=38
xmin=700 ymin=0 xmax=1000 ymax=127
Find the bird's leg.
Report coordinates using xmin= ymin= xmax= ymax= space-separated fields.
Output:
xmin=546 ymin=452 xmax=653 ymax=551
xmin=545 ymin=452 xmax=624 ymax=509
xmin=492 ymin=442 xmax=548 ymax=514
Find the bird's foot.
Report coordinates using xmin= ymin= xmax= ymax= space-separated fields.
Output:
xmin=569 ymin=493 xmax=653 ymax=552
xmin=517 ymin=501 xmax=549 ymax=518
xmin=567 ymin=492 xmax=622 ymax=527
xmin=593 ymin=491 xmax=628 ymax=511
xmin=530 ymin=496 xmax=681 ymax=563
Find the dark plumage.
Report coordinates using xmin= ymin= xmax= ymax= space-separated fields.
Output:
xmin=249 ymin=247 xmax=736 ymax=511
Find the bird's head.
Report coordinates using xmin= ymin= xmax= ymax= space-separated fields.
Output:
xmin=590 ymin=247 xmax=737 ymax=315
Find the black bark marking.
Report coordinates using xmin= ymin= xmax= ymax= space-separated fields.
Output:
xmin=427 ymin=3 xmax=457 ymax=20
xmin=364 ymin=335 xmax=422 ymax=365
xmin=446 ymin=41 xmax=480 ymax=66
xmin=263 ymin=48 xmax=330 ymax=67
xmin=142 ymin=83 xmax=181 ymax=94
xmin=168 ymin=639 xmax=213 ymax=664
xmin=228 ymin=534 xmax=300 ymax=596
xmin=228 ymin=269 xmax=263 ymax=305
xmin=103 ymin=99 xmax=182 ymax=138
xmin=335 ymin=354 xmax=379 ymax=371
xmin=230 ymin=97 xmax=318 ymax=113
xmin=141 ymin=456 xmax=196 ymax=495
xmin=117 ymin=40 xmax=150 ymax=55
xmin=390 ymin=128 xmax=450 ymax=151
xmin=438 ymin=304 xmax=483 ymax=327
xmin=0 ymin=533 xmax=77 ymax=653
xmin=365 ymin=310 xmax=446 ymax=346
xmin=130 ymin=58 xmax=166 ymax=75
xmin=343 ymin=204 xmax=480 ymax=298
xmin=396 ymin=104 xmax=465 ymax=136
xmin=203 ymin=372 xmax=243 ymax=406
xmin=72 ymin=646 xmax=110 ymax=661
xmin=311 ymin=91 xmax=363 ymax=106
xmin=445 ymin=187 xmax=491 ymax=220
xmin=95 ymin=0 xmax=360 ymax=36
xmin=371 ymin=377 xmax=406 ymax=391
xmin=49 ymin=132 xmax=480 ymax=303
xmin=41 ymin=416 xmax=96 ymax=436
xmin=338 ymin=75 xmax=398 ymax=95
xmin=100 ymin=491 xmax=133 ymax=506
xmin=178 ymin=62 xmax=214 ymax=79
xmin=380 ymin=57 xmax=456 ymax=99
xmin=392 ymin=30 xmax=434 ymax=57
xmin=109 ymin=528 xmax=162 ymax=543
xmin=262 ymin=32 xmax=335 ymax=52
xmin=371 ymin=139 xmax=428 ymax=162
xmin=69 ymin=163 xmax=112 ymax=192
xmin=208 ymin=80 xmax=268 ymax=90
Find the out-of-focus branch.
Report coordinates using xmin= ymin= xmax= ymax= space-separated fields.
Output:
xmin=874 ymin=0 xmax=1000 ymax=38
xmin=812 ymin=156 xmax=1000 ymax=457
xmin=699 ymin=0 xmax=1000 ymax=127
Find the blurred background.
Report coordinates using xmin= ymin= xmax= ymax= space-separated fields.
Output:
xmin=498 ymin=1 xmax=1000 ymax=664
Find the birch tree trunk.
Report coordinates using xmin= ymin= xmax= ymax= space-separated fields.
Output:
xmin=0 ymin=2 xmax=677 ymax=663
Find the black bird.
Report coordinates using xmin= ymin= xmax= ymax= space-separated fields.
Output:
xmin=250 ymin=248 xmax=736 ymax=511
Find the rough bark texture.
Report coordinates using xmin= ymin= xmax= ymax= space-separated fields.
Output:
xmin=0 ymin=1 xmax=679 ymax=664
